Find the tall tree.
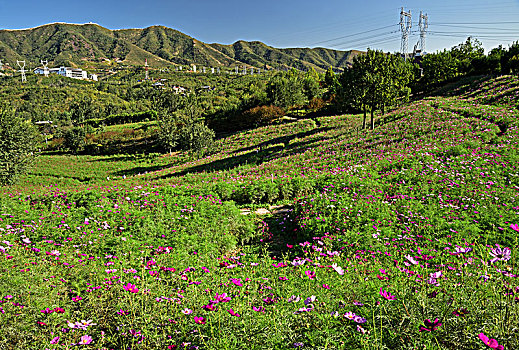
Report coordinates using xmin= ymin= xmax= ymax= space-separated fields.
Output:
xmin=0 ymin=107 xmax=40 ymax=185
xmin=338 ymin=49 xmax=413 ymax=129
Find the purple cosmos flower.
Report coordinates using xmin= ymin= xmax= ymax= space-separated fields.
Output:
xmin=287 ymin=295 xmax=300 ymax=303
xmin=379 ymin=288 xmax=396 ymax=300
xmin=479 ymin=333 xmax=504 ymax=350
xmin=489 ymin=245 xmax=511 ymax=263
xmin=354 ymin=315 xmax=367 ymax=323
xmin=304 ymin=295 xmax=316 ymax=306
xmin=419 ymin=318 xmax=442 ymax=332
xmin=454 ymin=246 xmax=473 ymax=254
xmin=452 ymin=308 xmax=469 ymax=317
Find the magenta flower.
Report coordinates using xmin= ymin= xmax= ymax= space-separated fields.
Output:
xmin=50 ymin=336 xmax=60 ymax=344
xmin=479 ymin=333 xmax=504 ymax=350
xmin=181 ymin=308 xmax=193 ymax=315
xmin=228 ymin=309 xmax=241 ymax=317
xmin=419 ymin=318 xmax=442 ymax=332
xmin=41 ymin=308 xmax=54 ymax=314
xmin=202 ymin=303 xmax=217 ymax=311
xmin=194 ymin=316 xmax=206 ymax=324
xmin=210 ymin=292 xmax=231 ymax=304
xmin=53 ymin=307 xmax=65 ymax=313
xmin=123 ymin=283 xmax=139 ymax=293
xmin=78 ymin=335 xmax=93 ymax=345
xmin=510 ymin=223 xmax=519 ymax=232
xmin=253 ymin=306 xmax=265 ymax=312
xmin=379 ymin=288 xmax=396 ymax=300
xmin=304 ymin=270 xmax=316 ymax=280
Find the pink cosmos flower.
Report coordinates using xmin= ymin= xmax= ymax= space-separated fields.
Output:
xmin=510 ymin=223 xmax=519 ymax=232
xmin=478 ymin=333 xmax=504 ymax=350
xmin=181 ymin=308 xmax=193 ymax=315
xmin=50 ymin=336 xmax=60 ymax=344
xmin=123 ymin=283 xmax=139 ymax=293
xmin=78 ymin=335 xmax=93 ymax=345
xmin=228 ymin=309 xmax=240 ymax=317
xmin=379 ymin=288 xmax=396 ymax=300
xmin=253 ymin=306 xmax=265 ymax=312
xmin=210 ymin=292 xmax=231 ymax=304
xmin=194 ymin=316 xmax=206 ymax=324
xmin=419 ymin=318 xmax=442 ymax=332
xmin=304 ymin=270 xmax=316 ymax=280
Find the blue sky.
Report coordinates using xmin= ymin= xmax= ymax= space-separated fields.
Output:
xmin=1 ymin=0 xmax=518 ymax=53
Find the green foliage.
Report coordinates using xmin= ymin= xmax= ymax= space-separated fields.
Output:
xmin=0 ymin=107 xmax=40 ymax=185
xmin=337 ymin=50 xmax=413 ymax=129
xmin=157 ymin=113 xmax=179 ymax=154
xmin=266 ymin=71 xmax=306 ymax=108
xmin=177 ymin=119 xmax=215 ymax=154
xmin=62 ymin=126 xmax=87 ymax=154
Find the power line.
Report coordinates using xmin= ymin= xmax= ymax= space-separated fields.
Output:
xmin=310 ymin=24 xmax=397 ymax=46
xmin=331 ymin=30 xmax=399 ymax=48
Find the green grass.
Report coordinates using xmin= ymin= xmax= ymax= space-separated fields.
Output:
xmin=1 ymin=75 xmax=519 ymax=349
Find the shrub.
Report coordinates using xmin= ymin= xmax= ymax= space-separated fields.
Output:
xmin=62 ymin=126 xmax=87 ymax=154
xmin=242 ymin=105 xmax=285 ymax=127
xmin=177 ymin=121 xmax=215 ymax=154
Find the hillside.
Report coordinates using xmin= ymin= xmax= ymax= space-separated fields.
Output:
xmin=0 ymin=23 xmax=359 ymax=71
xmin=1 ymin=75 xmax=518 ymax=349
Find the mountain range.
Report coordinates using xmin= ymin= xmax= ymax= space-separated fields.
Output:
xmin=0 ymin=23 xmax=360 ymax=72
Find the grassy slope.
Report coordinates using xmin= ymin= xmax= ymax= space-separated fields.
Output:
xmin=0 ymin=75 xmax=518 ymax=349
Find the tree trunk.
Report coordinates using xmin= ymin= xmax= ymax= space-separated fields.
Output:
xmin=370 ymin=106 xmax=375 ymax=130
xmin=362 ymin=106 xmax=367 ymax=130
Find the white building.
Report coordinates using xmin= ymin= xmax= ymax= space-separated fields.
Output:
xmin=34 ymin=66 xmax=96 ymax=80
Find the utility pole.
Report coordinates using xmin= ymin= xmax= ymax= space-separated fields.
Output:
xmin=41 ymin=60 xmax=49 ymax=77
xmin=419 ymin=11 xmax=428 ymax=53
xmin=17 ymin=60 xmax=27 ymax=83
xmin=400 ymin=8 xmax=412 ymax=61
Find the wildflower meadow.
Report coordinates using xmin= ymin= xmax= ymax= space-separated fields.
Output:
xmin=1 ymin=75 xmax=519 ymax=349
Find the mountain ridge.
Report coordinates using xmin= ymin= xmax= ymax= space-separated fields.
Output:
xmin=0 ymin=23 xmax=360 ymax=72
